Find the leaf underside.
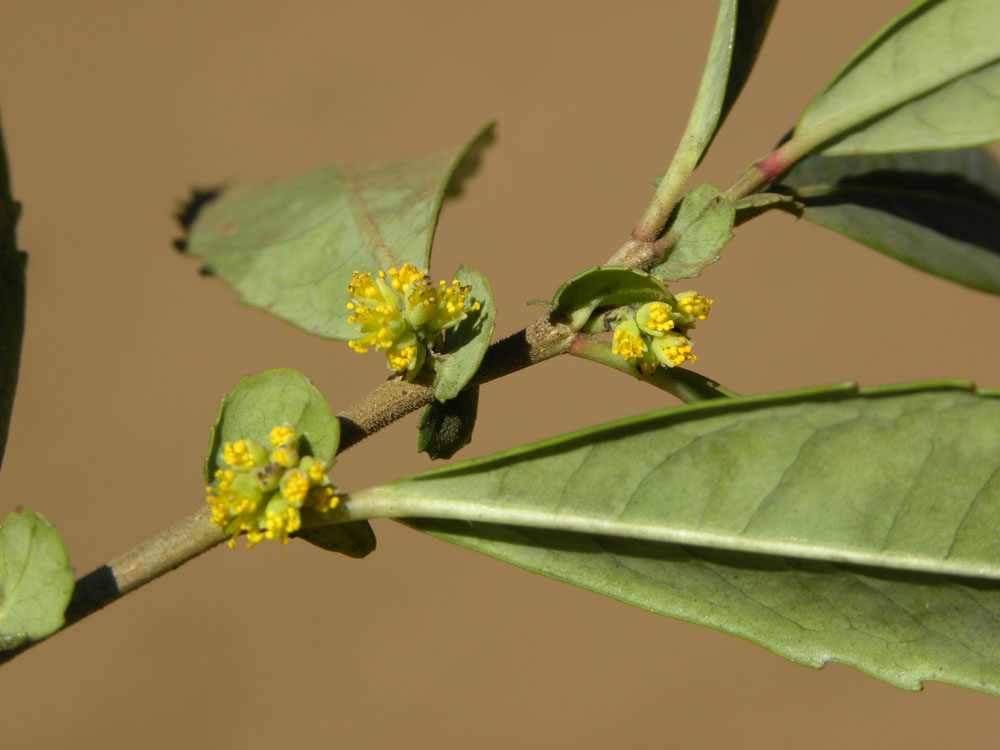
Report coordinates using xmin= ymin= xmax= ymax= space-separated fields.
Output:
xmin=183 ymin=123 xmax=495 ymax=341
xmin=0 ymin=510 xmax=74 ymax=648
xmin=778 ymin=148 xmax=1000 ymax=295
xmin=358 ymin=382 xmax=1000 ymax=695
xmin=798 ymin=0 xmax=1000 ymax=155
xmin=654 ymin=184 xmax=735 ymax=281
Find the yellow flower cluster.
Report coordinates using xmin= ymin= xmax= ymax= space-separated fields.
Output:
xmin=346 ymin=264 xmax=480 ymax=379
xmin=611 ymin=292 xmax=713 ymax=374
xmin=206 ymin=426 xmax=337 ymax=548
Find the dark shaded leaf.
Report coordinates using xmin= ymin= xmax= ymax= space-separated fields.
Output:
xmin=777 ymin=148 xmax=1000 ymax=294
xmin=418 ymin=387 xmax=479 ymax=460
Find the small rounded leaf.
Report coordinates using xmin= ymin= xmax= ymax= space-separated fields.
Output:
xmin=0 ymin=509 xmax=74 ymax=648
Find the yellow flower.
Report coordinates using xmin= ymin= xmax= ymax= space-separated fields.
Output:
xmin=652 ymin=333 xmax=696 ymax=367
xmin=636 ymin=301 xmax=675 ymax=335
xmin=673 ymin=292 xmax=713 ymax=325
xmin=610 ymin=291 xmax=712 ymax=373
xmin=346 ymin=265 xmax=478 ymax=379
xmin=206 ymin=425 xmax=339 ymax=548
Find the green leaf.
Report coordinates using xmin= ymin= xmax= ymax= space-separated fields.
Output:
xmin=0 ymin=509 xmax=74 ymax=648
xmin=0 ymin=112 xmax=25 ymax=469
xmin=182 ymin=123 xmax=495 ymax=340
xmin=550 ymin=267 xmax=670 ymax=330
xmin=676 ymin=0 xmax=778 ymax=171
xmin=418 ymin=387 xmax=479 ymax=460
xmin=205 ymin=369 xmax=340 ymax=481
xmin=206 ymin=369 xmax=370 ymax=555
xmin=431 ymin=265 xmax=496 ymax=402
xmin=409 ymin=520 xmax=1000 ymax=696
xmin=294 ymin=521 xmax=376 ymax=559
xmin=732 ymin=192 xmax=802 ymax=226
xmin=777 ymin=147 xmax=1000 ymax=295
xmin=653 ymin=184 xmax=734 ymax=281
xmin=796 ymin=0 xmax=1000 ymax=155
xmin=346 ymin=382 xmax=1000 ymax=694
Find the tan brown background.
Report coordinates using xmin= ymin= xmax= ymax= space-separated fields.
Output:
xmin=3 ymin=1 xmax=1000 ymax=747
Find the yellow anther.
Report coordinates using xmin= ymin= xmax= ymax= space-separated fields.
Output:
xmin=223 ymin=439 xmax=256 ymax=468
xmin=645 ymin=302 xmax=674 ymax=332
xmin=269 ymin=426 xmax=297 ymax=448
xmin=282 ymin=470 xmax=310 ymax=506
xmin=677 ymin=293 xmax=713 ymax=321
xmin=612 ymin=325 xmax=646 ymax=362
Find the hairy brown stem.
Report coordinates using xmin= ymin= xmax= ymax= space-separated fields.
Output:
xmin=1 ymin=152 xmax=697 ymax=665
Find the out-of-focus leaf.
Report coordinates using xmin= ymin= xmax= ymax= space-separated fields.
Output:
xmin=432 ymin=266 xmax=495 ymax=402
xmin=0 ymin=112 xmax=25 ymax=469
xmin=418 ymin=387 xmax=479 ymax=460
xmin=550 ymin=267 xmax=670 ymax=330
xmin=777 ymin=147 xmax=1000 ymax=294
xmin=182 ymin=123 xmax=494 ymax=340
xmin=796 ymin=0 xmax=1000 ymax=155
xmin=653 ymin=184 xmax=734 ymax=281
xmin=0 ymin=510 xmax=74 ymax=648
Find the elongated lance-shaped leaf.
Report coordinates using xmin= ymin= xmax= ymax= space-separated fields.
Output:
xmin=337 ymin=382 xmax=1000 ymax=695
xmin=796 ymin=0 xmax=1000 ymax=155
xmin=777 ymin=147 xmax=1000 ymax=295
xmin=345 ymin=382 xmax=1000 ymax=580
xmin=0 ymin=111 xmax=25 ymax=469
xmin=0 ymin=509 xmax=74 ymax=649
xmin=642 ymin=0 xmax=775 ymax=236
xmin=677 ymin=0 xmax=777 ymax=171
xmin=408 ymin=520 xmax=1000 ymax=696
xmin=181 ymin=123 xmax=494 ymax=341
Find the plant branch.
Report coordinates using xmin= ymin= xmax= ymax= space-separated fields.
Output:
xmin=568 ymin=334 xmax=737 ymax=403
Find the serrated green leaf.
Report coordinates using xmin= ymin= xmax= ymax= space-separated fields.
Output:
xmin=777 ymin=147 xmax=1000 ymax=294
xmin=418 ymin=387 xmax=479 ymax=460
xmin=343 ymin=382 xmax=1000 ymax=694
xmin=294 ymin=521 xmax=376 ymax=559
xmin=205 ymin=369 xmax=339 ymax=481
xmin=0 ymin=509 xmax=74 ymax=648
xmin=796 ymin=0 xmax=1000 ymax=155
xmin=550 ymin=267 xmax=670 ymax=330
xmin=0 ymin=112 xmax=25 ymax=469
xmin=653 ymin=184 xmax=734 ymax=281
xmin=432 ymin=266 xmax=496 ymax=402
xmin=183 ymin=123 xmax=494 ymax=340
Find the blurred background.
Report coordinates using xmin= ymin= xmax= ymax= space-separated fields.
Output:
xmin=3 ymin=1 xmax=1000 ymax=747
